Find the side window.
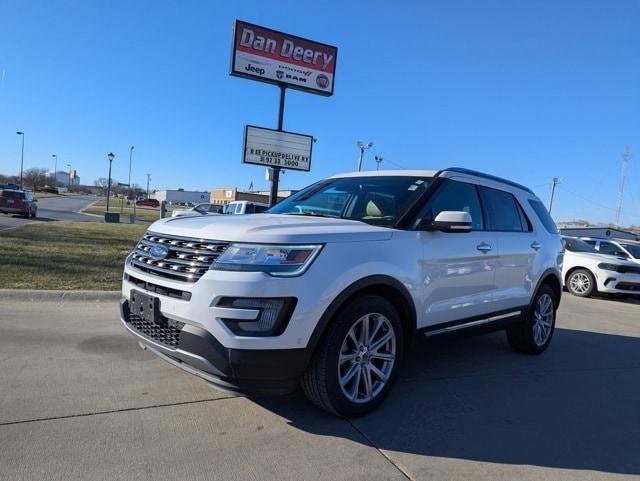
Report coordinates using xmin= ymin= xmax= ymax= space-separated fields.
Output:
xmin=235 ymin=203 xmax=244 ymax=214
xmin=597 ymin=242 xmax=618 ymax=256
xmin=528 ymin=199 xmax=558 ymax=234
xmin=419 ymin=180 xmax=484 ymax=230
xmin=254 ymin=205 xmax=268 ymax=213
xmin=583 ymin=240 xmax=596 ymax=247
xmin=479 ymin=186 xmax=528 ymax=232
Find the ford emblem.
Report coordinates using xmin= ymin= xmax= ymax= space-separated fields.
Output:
xmin=149 ymin=245 xmax=169 ymax=260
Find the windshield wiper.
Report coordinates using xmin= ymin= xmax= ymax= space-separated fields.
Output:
xmin=284 ymin=211 xmax=339 ymax=218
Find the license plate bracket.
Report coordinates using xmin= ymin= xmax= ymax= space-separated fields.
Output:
xmin=130 ymin=290 xmax=162 ymax=324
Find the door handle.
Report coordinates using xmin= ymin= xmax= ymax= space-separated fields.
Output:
xmin=530 ymin=241 xmax=542 ymax=251
xmin=476 ymin=242 xmax=493 ymax=253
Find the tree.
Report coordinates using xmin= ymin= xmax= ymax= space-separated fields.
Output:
xmin=23 ymin=168 xmax=49 ymax=192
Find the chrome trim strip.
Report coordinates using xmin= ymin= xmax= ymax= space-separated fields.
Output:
xmin=425 ymin=310 xmax=522 ymax=336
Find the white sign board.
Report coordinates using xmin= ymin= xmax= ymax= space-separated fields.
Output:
xmin=243 ymin=125 xmax=313 ymax=172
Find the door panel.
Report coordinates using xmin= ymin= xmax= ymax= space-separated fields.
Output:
xmin=420 ymin=231 xmax=498 ymax=327
xmin=493 ymin=232 xmax=536 ymax=310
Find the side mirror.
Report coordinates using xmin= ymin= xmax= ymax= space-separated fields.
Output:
xmin=419 ymin=211 xmax=472 ymax=233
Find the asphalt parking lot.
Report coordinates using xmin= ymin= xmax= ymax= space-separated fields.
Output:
xmin=1 ymin=294 xmax=638 ymax=481
xmin=0 ymin=195 xmax=99 ymax=231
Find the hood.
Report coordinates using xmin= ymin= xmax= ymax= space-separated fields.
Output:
xmin=567 ymin=250 xmax=635 ymax=265
xmin=148 ymin=213 xmax=394 ymax=244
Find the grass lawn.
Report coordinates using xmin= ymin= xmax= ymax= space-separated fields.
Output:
xmin=0 ymin=221 xmax=146 ymax=290
xmin=82 ymin=197 xmax=168 ymax=222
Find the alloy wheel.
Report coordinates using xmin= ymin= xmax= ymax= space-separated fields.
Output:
xmin=338 ymin=313 xmax=396 ymax=404
xmin=569 ymin=272 xmax=591 ymax=295
xmin=533 ymin=293 xmax=554 ymax=346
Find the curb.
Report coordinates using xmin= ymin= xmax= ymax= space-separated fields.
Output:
xmin=0 ymin=289 xmax=120 ymax=302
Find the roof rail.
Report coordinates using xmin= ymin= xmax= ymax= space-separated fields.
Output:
xmin=436 ymin=167 xmax=533 ymax=194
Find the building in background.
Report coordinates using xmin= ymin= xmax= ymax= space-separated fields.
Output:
xmin=152 ymin=189 xmax=210 ymax=205
xmin=559 ymin=226 xmax=638 ymax=241
xmin=49 ymin=170 xmax=80 ymax=186
xmin=210 ymin=188 xmax=297 ymax=205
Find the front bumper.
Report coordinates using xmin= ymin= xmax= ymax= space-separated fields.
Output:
xmin=120 ymin=298 xmax=312 ymax=394
xmin=597 ymin=272 xmax=640 ymax=294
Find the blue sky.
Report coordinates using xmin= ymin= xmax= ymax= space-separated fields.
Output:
xmin=1 ymin=0 xmax=638 ymax=224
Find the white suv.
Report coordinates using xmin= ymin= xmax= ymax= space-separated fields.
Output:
xmin=121 ymin=168 xmax=563 ymax=416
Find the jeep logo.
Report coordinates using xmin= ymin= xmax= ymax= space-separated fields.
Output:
xmin=245 ymin=63 xmax=265 ymax=76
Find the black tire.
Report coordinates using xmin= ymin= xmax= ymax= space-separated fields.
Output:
xmin=566 ymin=268 xmax=596 ymax=297
xmin=301 ymin=294 xmax=404 ymax=417
xmin=506 ymin=284 xmax=557 ymax=354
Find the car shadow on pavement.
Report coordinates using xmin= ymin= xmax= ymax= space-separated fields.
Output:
xmin=250 ymin=328 xmax=640 ymax=475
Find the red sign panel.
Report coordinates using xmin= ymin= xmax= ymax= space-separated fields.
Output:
xmin=231 ymin=20 xmax=337 ymax=96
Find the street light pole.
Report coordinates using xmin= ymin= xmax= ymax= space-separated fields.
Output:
xmin=357 ymin=141 xmax=373 ymax=171
xmin=375 ymin=155 xmax=384 ymax=171
xmin=106 ymin=153 xmax=115 ymax=211
xmin=548 ymin=177 xmax=560 ymax=214
xmin=66 ymin=163 xmax=71 ymax=190
xmin=16 ymin=131 xmax=24 ymax=189
xmin=52 ymin=154 xmax=58 ymax=186
xmin=146 ymin=174 xmax=151 ymax=199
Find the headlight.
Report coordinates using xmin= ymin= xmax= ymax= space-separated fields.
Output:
xmin=598 ymin=263 xmax=620 ymax=272
xmin=211 ymin=244 xmax=322 ymax=276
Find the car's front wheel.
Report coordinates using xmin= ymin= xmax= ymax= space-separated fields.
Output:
xmin=567 ymin=269 xmax=595 ymax=297
xmin=301 ymin=295 xmax=403 ymax=417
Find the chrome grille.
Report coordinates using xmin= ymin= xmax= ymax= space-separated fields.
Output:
xmin=129 ymin=231 xmax=229 ymax=282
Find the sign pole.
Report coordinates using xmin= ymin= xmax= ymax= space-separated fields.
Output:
xmin=269 ymin=85 xmax=286 ymax=207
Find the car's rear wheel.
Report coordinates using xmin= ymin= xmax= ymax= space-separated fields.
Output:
xmin=301 ymin=295 xmax=403 ymax=417
xmin=506 ymin=284 xmax=557 ymax=354
xmin=567 ymin=269 xmax=595 ymax=297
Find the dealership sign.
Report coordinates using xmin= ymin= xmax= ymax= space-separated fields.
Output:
xmin=231 ymin=20 xmax=337 ymax=96
xmin=243 ymin=125 xmax=313 ymax=172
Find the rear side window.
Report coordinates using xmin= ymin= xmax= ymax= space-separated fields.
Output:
xmin=420 ymin=180 xmax=484 ymax=230
xmin=479 ymin=186 xmax=530 ymax=232
xmin=1 ymin=191 xmax=25 ymax=199
xmin=528 ymin=199 xmax=558 ymax=234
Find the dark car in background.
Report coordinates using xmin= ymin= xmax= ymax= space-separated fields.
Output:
xmin=135 ymin=198 xmax=160 ymax=208
xmin=0 ymin=189 xmax=38 ymax=218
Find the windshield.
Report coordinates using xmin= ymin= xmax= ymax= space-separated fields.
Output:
xmin=620 ymin=243 xmax=640 ymax=258
xmin=268 ymin=176 xmax=432 ymax=227
xmin=563 ymin=237 xmax=597 ymax=253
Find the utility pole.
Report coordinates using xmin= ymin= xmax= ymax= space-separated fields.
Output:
xmin=548 ymin=177 xmax=560 ymax=214
xmin=615 ymin=147 xmax=630 ymax=227
xmin=16 ymin=131 xmax=24 ymax=189
xmin=375 ymin=155 xmax=383 ymax=171
xmin=52 ymin=154 xmax=58 ymax=186
xmin=146 ymin=174 xmax=151 ymax=199
xmin=357 ymin=141 xmax=373 ymax=171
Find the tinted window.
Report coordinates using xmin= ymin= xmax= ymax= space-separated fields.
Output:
xmin=620 ymin=243 xmax=640 ymax=258
xmin=269 ymin=176 xmax=432 ymax=227
xmin=254 ymin=205 xmax=268 ymax=213
xmin=244 ymin=203 xmax=255 ymax=214
xmin=563 ymin=237 xmax=597 ymax=253
xmin=479 ymin=186 xmax=527 ymax=232
xmin=597 ymin=241 xmax=627 ymax=257
xmin=420 ymin=180 xmax=484 ymax=230
xmin=1 ymin=191 xmax=25 ymax=199
xmin=583 ymin=240 xmax=597 ymax=247
xmin=528 ymin=199 xmax=558 ymax=234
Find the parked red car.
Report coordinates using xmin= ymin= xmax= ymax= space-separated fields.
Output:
xmin=0 ymin=189 xmax=38 ymax=218
xmin=136 ymin=199 xmax=160 ymax=208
